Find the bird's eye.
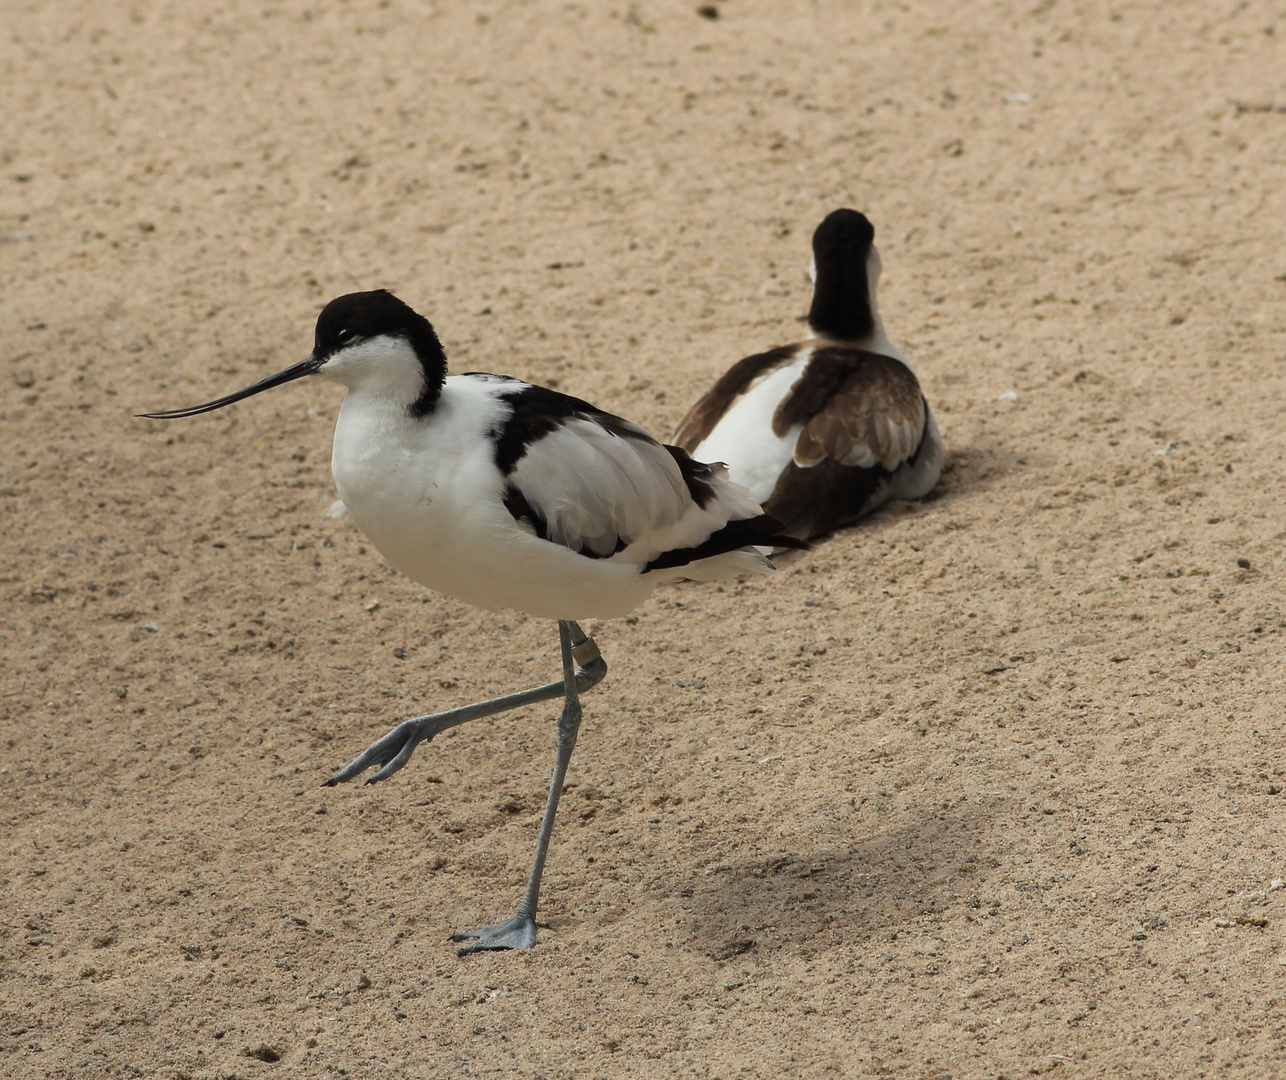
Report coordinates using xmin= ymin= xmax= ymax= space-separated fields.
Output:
xmin=337 ymin=328 xmax=355 ymax=342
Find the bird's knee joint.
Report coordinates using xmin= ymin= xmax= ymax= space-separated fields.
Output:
xmin=575 ymin=656 xmax=608 ymax=693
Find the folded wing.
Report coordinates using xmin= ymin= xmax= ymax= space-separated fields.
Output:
xmin=496 ymin=384 xmax=790 ymax=568
xmin=778 ymin=347 xmax=927 ymax=473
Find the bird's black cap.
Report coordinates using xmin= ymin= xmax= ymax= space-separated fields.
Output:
xmin=314 ymin=290 xmax=444 ymax=364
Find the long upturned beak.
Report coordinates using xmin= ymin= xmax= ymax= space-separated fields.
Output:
xmin=137 ymin=355 xmax=323 ymax=419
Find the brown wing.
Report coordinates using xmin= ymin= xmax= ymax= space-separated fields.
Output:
xmin=760 ymin=348 xmax=929 ymax=540
xmin=779 ymin=347 xmax=926 ymax=472
xmin=673 ymin=344 xmax=802 ymax=452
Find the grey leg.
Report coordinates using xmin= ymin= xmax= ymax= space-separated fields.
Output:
xmin=451 ymin=619 xmax=584 ymax=955
xmin=324 ymin=621 xmax=604 ymax=787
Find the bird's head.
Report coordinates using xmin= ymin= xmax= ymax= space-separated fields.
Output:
xmin=138 ymin=289 xmax=447 ymax=421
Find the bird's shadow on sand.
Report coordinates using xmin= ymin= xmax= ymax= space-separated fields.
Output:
xmin=927 ymin=438 xmax=1026 ymax=507
xmin=671 ymin=441 xmax=1019 ymax=954
xmin=893 ymin=437 xmax=1028 ymax=524
xmin=672 ymin=802 xmax=1000 ymax=960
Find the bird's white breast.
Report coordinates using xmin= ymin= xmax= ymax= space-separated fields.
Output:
xmin=331 ymin=378 xmax=513 ymax=592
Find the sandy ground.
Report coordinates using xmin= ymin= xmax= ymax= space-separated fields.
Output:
xmin=3 ymin=0 xmax=1286 ymax=1076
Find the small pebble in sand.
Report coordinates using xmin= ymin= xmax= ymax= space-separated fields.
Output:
xmin=245 ymin=1045 xmax=282 ymax=1063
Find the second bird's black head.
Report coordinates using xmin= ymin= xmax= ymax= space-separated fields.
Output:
xmin=807 ymin=209 xmax=877 ymax=343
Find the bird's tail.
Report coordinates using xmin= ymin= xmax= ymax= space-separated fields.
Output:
xmin=643 ymin=514 xmax=808 ymax=575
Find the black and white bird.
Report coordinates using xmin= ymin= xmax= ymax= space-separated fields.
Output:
xmin=141 ymin=289 xmax=802 ymax=954
xmin=673 ymin=209 xmax=943 ymax=541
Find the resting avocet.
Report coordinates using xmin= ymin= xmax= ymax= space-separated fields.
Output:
xmin=673 ymin=209 xmax=943 ymax=540
xmin=140 ymin=289 xmax=802 ymax=954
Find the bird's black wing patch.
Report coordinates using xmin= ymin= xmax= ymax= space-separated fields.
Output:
xmin=762 ymin=343 xmax=932 ymax=539
xmin=492 ymin=381 xmax=682 ymax=560
xmin=763 ymin=459 xmax=890 ymax=541
xmin=502 ymin=484 xmax=549 ymax=541
xmin=502 ymin=481 xmax=628 ymax=559
xmin=644 ymin=514 xmax=807 ymax=573
xmin=783 ymin=347 xmax=926 ymax=469
xmin=663 ymin=445 xmax=720 ymax=510
xmin=489 ymin=382 xmax=647 ymax=476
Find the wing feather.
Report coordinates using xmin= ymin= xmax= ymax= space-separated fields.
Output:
xmin=498 ymin=382 xmax=779 ymax=569
xmin=783 ymin=348 xmax=926 ymax=473
xmin=508 ymin=418 xmax=690 ymax=557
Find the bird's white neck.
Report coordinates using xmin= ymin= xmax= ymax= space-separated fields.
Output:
xmin=317 ymin=334 xmax=444 ymax=415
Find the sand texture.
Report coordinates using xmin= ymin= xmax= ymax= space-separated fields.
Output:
xmin=3 ymin=0 xmax=1286 ymax=1076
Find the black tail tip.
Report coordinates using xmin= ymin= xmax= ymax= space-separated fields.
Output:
xmin=756 ymin=514 xmax=809 ymax=552
xmin=768 ymin=534 xmax=810 ymax=552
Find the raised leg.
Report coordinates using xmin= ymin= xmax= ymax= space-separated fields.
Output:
xmin=451 ymin=619 xmax=584 ymax=955
xmin=323 ymin=621 xmax=605 ymax=787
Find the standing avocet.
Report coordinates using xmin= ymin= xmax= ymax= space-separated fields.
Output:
xmin=141 ymin=289 xmax=802 ymax=954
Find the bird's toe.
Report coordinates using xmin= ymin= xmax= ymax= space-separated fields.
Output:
xmin=450 ymin=914 xmax=538 ymax=955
